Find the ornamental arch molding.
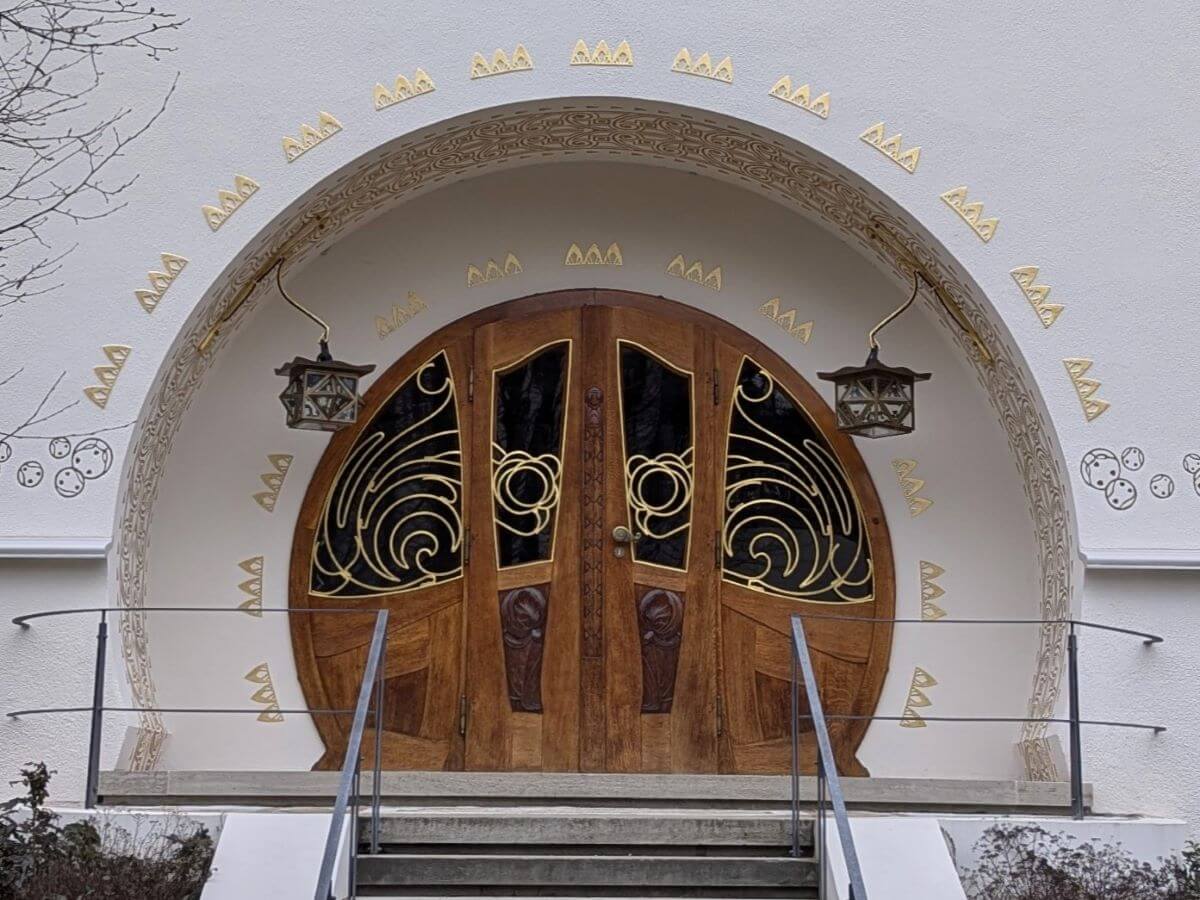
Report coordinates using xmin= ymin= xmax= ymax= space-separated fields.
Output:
xmin=113 ymin=98 xmax=1074 ymax=777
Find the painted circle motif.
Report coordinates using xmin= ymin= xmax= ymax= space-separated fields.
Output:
xmin=1080 ymin=449 xmax=1121 ymax=490
xmin=1149 ymin=474 xmax=1174 ymax=499
xmin=1104 ymin=478 xmax=1137 ymax=511
xmin=1184 ymin=453 xmax=1200 ymax=476
xmin=0 ymin=441 xmax=10 ymax=463
xmin=1194 ymin=471 xmax=1200 ymax=497
xmin=17 ymin=460 xmax=43 ymax=488
xmin=48 ymin=437 xmax=72 ymax=459
xmin=1120 ymin=447 xmax=1145 ymax=471
xmin=72 ymin=438 xmax=113 ymax=480
xmin=54 ymin=467 xmax=86 ymax=498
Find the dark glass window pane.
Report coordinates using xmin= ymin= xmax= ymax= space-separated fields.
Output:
xmin=618 ymin=341 xmax=693 ymax=570
xmin=722 ymin=356 xmax=873 ymax=603
xmin=311 ymin=351 xmax=462 ymax=597
xmin=492 ymin=341 xmax=570 ymax=568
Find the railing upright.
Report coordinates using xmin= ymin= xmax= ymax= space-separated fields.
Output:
xmin=314 ymin=609 xmax=389 ymax=900
xmin=1067 ymin=622 xmax=1085 ymax=820
xmin=84 ymin=610 xmax=108 ymax=810
xmin=791 ymin=613 xmax=866 ymax=900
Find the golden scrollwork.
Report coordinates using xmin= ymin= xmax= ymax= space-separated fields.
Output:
xmin=625 ymin=449 xmax=694 ymax=543
xmin=492 ymin=447 xmax=563 ymax=537
xmin=722 ymin=357 xmax=873 ymax=603
xmin=310 ymin=351 xmax=463 ymax=597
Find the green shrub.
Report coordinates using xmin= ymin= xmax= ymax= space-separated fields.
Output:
xmin=0 ymin=763 xmax=214 ymax=899
xmin=963 ymin=823 xmax=1200 ymax=900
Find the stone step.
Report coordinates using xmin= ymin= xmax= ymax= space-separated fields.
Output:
xmin=356 ymin=854 xmax=818 ymax=889
xmin=358 ymin=807 xmax=805 ymax=846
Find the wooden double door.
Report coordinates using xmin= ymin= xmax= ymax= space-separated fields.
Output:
xmin=290 ymin=291 xmax=893 ymax=775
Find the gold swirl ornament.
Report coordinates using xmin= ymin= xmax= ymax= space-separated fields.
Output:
xmin=491 ymin=446 xmax=563 ymax=537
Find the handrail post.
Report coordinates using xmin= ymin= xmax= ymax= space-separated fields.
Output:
xmin=371 ymin=638 xmax=384 ymax=855
xmin=1068 ymin=623 xmax=1084 ymax=820
xmin=790 ymin=642 xmax=800 ymax=859
xmin=85 ymin=610 xmax=108 ymax=809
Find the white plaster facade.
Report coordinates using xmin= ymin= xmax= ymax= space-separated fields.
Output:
xmin=0 ymin=0 xmax=1197 ymax=842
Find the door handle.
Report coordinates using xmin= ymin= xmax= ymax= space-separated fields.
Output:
xmin=612 ymin=525 xmax=639 ymax=544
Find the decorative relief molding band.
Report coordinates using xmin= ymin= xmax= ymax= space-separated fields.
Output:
xmin=571 ymin=39 xmax=632 ymax=67
xmin=237 ymin=556 xmax=264 ymax=617
xmin=201 ymin=175 xmax=259 ymax=232
xmin=758 ymin=297 xmax=812 ymax=343
xmin=466 ymin=253 xmax=522 ymax=286
xmin=0 ymin=536 xmax=110 ymax=559
xmin=891 ymin=458 xmax=933 ymax=517
xmin=471 ymin=45 xmax=532 ymax=78
xmin=134 ymin=253 xmax=187 ymax=314
xmin=252 ymin=453 xmax=293 ymax=512
xmin=564 ymin=242 xmax=622 ymax=266
xmin=374 ymin=68 xmax=435 ymax=110
xmin=666 ymin=254 xmax=721 ymax=291
xmin=919 ymin=561 xmax=946 ymax=620
xmin=768 ymin=76 xmax=829 ymax=119
xmin=671 ymin=48 xmax=732 ymax=83
xmin=1010 ymin=266 xmax=1064 ymax=328
xmin=1080 ymin=547 xmax=1200 ymax=571
xmin=940 ymin=186 xmax=998 ymax=243
xmin=1063 ymin=358 xmax=1110 ymax=422
xmin=83 ymin=345 xmax=131 ymax=409
xmin=244 ymin=662 xmax=283 ymax=722
xmin=900 ymin=666 xmax=938 ymax=727
xmin=375 ymin=291 xmax=427 ymax=340
xmin=282 ymin=111 xmax=341 ymax=163
xmin=860 ymin=123 xmax=921 ymax=174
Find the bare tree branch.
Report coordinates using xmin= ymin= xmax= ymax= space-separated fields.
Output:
xmin=0 ymin=1 xmax=185 ymax=312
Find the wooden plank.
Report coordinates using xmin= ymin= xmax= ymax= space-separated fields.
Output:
xmin=422 ymin=603 xmax=462 ymax=750
xmin=579 ymin=658 xmax=606 ymax=772
xmin=511 ymin=713 xmax=544 ymax=771
xmin=362 ymin=729 xmax=450 ymax=771
xmin=640 ymin=714 xmax=672 ymax=773
xmin=719 ymin=607 xmax=762 ymax=752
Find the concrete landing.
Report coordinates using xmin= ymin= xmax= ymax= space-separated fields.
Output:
xmin=98 ymin=770 xmax=1090 ymax=813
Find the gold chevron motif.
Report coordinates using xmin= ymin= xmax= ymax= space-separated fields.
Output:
xmin=900 ymin=666 xmax=938 ymax=728
xmin=83 ymin=344 xmax=132 ymax=409
xmin=1063 ymin=358 xmax=1110 ymax=422
xmin=244 ymin=662 xmax=283 ymax=722
xmin=768 ymin=76 xmax=829 ymax=118
xmin=571 ymin=39 xmax=632 ymax=66
xmin=134 ymin=253 xmax=188 ymax=313
xmin=282 ymin=111 xmax=341 ymax=162
xmin=237 ymin=556 xmax=264 ymax=617
xmin=564 ymin=242 xmax=623 ymax=266
xmin=252 ymin=454 xmax=293 ymax=513
xmin=374 ymin=68 xmax=435 ymax=110
xmin=671 ymin=48 xmax=733 ymax=83
xmin=466 ymin=253 xmax=522 ymax=287
xmin=666 ymin=254 xmax=722 ymax=291
xmin=891 ymin=458 xmax=933 ymax=517
xmin=471 ymin=44 xmax=533 ymax=78
xmin=376 ymin=291 xmax=427 ymax=340
xmin=919 ymin=560 xmax=946 ymax=620
xmin=759 ymin=298 xmax=812 ymax=343
xmin=201 ymin=175 xmax=259 ymax=231
xmin=1010 ymin=266 xmax=1064 ymax=328
xmin=941 ymin=186 xmax=998 ymax=242
xmin=860 ymin=123 xmax=921 ymax=173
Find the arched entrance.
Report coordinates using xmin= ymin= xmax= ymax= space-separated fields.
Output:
xmin=290 ymin=290 xmax=894 ymax=775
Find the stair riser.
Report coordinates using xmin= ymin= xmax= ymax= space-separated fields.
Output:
xmin=363 ymin=818 xmax=807 ymax=846
xmin=358 ymin=856 xmax=818 ymax=888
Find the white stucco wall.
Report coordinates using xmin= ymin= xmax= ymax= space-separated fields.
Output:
xmin=1 ymin=0 xmax=1197 ymax=826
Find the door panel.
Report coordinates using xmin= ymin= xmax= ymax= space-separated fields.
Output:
xmin=291 ymin=290 xmax=892 ymax=776
xmin=466 ymin=308 xmax=582 ymax=771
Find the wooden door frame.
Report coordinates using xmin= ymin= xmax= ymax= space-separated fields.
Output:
xmin=288 ymin=289 xmax=894 ymax=772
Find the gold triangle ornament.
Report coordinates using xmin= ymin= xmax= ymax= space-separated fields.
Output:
xmin=135 ymin=253 xmax=188 ymax=313
xmin=1063 ymin=358 xmax=1110 ymax=422
xmin=83 ymin=345 xmax=132 ymax=409
xmin=919 ymin=561 xmax=947 ymax=620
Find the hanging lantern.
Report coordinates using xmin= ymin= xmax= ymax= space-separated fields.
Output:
xmin=271 ymin=262 xmax=375 ymax=432
xmin=818 ymin=270 xmax=931 ymax=439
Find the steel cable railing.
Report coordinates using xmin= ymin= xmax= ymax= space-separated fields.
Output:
xmin=8 ymin=605 xmax=390 ymax=900
xmin=789 ymin=614 xmax=1166 ymax=900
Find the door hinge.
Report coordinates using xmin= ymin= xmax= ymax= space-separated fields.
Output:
xmin=467 ymin=366 xmax=475 ymax=403
xmin=458 ymin=694 xmax=468 ymax=736
xmin=712 ymin=368 xmax=720 ymax=406
xmin=463 ymin=527 xmax=471 ymax=565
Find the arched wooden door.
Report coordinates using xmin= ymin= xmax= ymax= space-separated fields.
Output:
xmin=290 ymin=290 xmax=893 ymax=775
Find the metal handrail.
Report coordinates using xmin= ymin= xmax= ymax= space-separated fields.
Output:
xmin=787 ymin=612 xmax=1162 ymax=644
xmin=315 ymin=609 xmax=388 ymax=900
xmin=12 ymin=606 xmax=390 ymax=626
xmin=792 ymin=613 xmax=866 ymax=900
